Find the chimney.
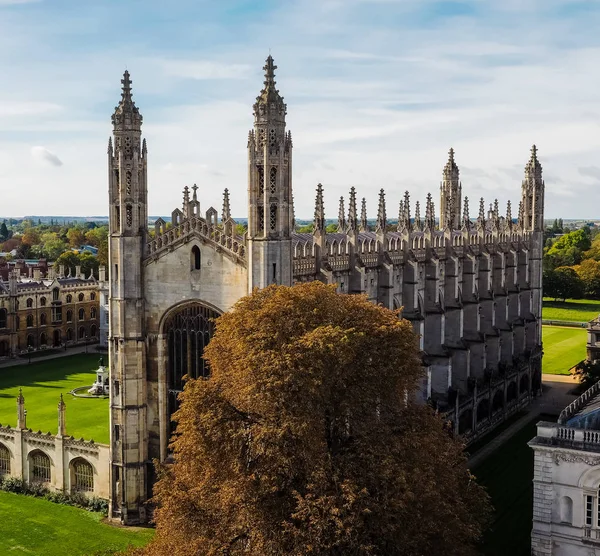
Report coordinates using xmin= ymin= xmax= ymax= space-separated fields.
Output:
xmin=75 ymin=265 xmax=81 ymax=279
xmin=99 ymin=265 xmax=106 ymax=282
xmin=59 ymin=264 xmax=65 ymax=278
xmin=33 ymin=268 xmax=41 ymax=281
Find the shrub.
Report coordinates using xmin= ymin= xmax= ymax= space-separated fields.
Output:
xmin=0 ymin=476 xmax=26 ymax=493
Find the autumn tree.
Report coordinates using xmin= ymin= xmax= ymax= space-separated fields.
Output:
xmin=67 ymin=227 xmax=86 ymax=248
xmin=141 ymin=283 xmax=490 ymax=556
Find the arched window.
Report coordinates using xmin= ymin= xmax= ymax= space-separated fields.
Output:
xmin=269 ymin=166 xmax=277 ymax=195
xmin=66 ymin=294 xmax=72 ymax=303
xmin=29 ymin=450 xmax=51 ymax=483
xmin=90 ymin=293 xmax=96 ymax=301
xmin=78 ymin=327 xmax=86 ymax=340
xmin=52 ymin=288 xmax=59 ymax=302
xmin=79 ymin=308 xmax=85 ymax=321
xmin=0 ymin=308 xmax=6 ymax=329
xmin=27 ymin=334 xmax=34 ymax=347
xmin=0 ymin=444 xmax=10 ymax=476
xmin=26 ymin=314 xmax=34 ymax=328
xmin=66 ymin=310 xmax=73 ymax=323
xmin=191 ymin=246 xmax=201 ymax=271
xmin=70 ymin=458 xmax=94 ymax=493
xmin=40 ymin=297 xmax=46 ymax=307
xmin=90 ymin=307 xmax=97 ymax=319
xmin=40 ymin=313 xmax=47 ymax=326
xmin=165 ymin=304 xmax=220 ymax=435
xmin=78 ymin=293 xmax=84 ymax=302
xmin=66 ymin=328 xmax=73 ymax=341
xmin=26 ymin=298 xmax=33 ymax=308
xmin=40 ymin=333 xmax=47 ymax=346
xmin=90 ymin=324 xmax=97 ymax=338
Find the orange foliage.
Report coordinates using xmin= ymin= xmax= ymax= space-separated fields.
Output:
xmin=141 ymin=282 xmax=490 ymax=556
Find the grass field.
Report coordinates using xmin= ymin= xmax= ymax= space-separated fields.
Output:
xmin=542 ymin=326 xmax=587 ymax=375
xmin=0 ymin=354 xmax=109 ymax=443
xmin=542 ymin=297 xmax=600 ymax=323
xmin=473 ymin=416 xmax=552 ymax=556
xmin=0 ymin=490 xmax=153 ymax=555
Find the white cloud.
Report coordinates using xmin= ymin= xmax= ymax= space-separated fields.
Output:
xmin=31 ymin=146 xmax=63 ymax=167
xmin=159 ymin=59 xmax=252 ymax=80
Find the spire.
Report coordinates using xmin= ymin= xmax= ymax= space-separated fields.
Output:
xmin=396 ymin=200 xmax=404 ymax=232
xmin=403 ymin=191 xmax=411 ymax=231
xmin=518 ymin=200 xmax=524 ymax=228
xmin=477 ymin=197 xmax=486 ymax=229
xmin=360 ymin=198 xmax=368 ymax=232
xmin=348 ymin=187 xmax=358 ymax=232
xmin=414 ymin=201 xmax=422 ymax=231
xmin=222 ymin=188 xmax=231 ymax=222
xmin=107 ymin=137 xmax=113 ymax=155
xmin=337 ymin=197 xmax=346 ymax=232
xmin=314 ymin=184 xmax=325 ymax=233
xmin=192 ymin=184 xmax=198 ymax=202
xmin=142 ymin=138 xmax=147 ymax=156
xmin=505 ymin=200 xmax=512 ymax=229
xmin=493 ymin=199 xmax=499 ymax=218
xmin=525 ymin=144 xmax=542 ymax=180
xmin=376 ymin=189 xmax=387 ymax=233
xmin=425 ymin=193 xmax=435 ymax=230
xmin=112 ymin=70 xmax=142 ymax=131
xmin=183 ymin=186 xmax=190 ymax=210
xmin=462 ymin=197 xmax=471 ymax=229
xmin=254 ymin=55 xmax=286 ymax=121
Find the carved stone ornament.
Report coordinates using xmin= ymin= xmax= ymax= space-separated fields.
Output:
xmin=554 ymin=453 xmax=600 ymax=466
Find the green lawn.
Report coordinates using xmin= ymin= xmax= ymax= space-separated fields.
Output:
xmin=0 ymin=490 xmax=153 ymax=555
xmin=542 ymin=326 xmax=587 ymax=375
xmin=543 ymin=297 xmax=600 ymax=323
xmin=472 ymin=416 xmax=551 ymax=556
xmin=0 ymin=354 xmax=109 ymax=443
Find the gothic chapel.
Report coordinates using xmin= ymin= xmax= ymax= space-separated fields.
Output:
xmin=108 ymin=57 xmax=544 ymax=523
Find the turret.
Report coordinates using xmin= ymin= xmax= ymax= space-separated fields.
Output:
xmin=439 ymin=148 xmax=461 ymax=230
xmin=521 ymin=145 xmax=544 ymax=232
xmin=247 ymin=56 xmax=293 ymax=288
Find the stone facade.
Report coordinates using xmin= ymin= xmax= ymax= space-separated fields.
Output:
xmin=108 ymin=57 xmax=544 ymax=523
xmin=530 ymin=382 xmax=600 ymax=555
xmin=0 ymin=392 xmax=109 ymax=499
xmin=0 ymin=268 xmax=100 ymax=358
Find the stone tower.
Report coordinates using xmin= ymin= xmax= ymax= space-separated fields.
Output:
xmin=439 ymin=148 xmax=461 ymax=230
xmin=107 ymin=71 xmax=149 ymax=524
xmin=247 ymin=55 xmax=293 ymax=289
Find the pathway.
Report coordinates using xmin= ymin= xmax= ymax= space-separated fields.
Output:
xmin=468 ymin=374 xmax=579 ymax=468
xmin=0 ymin=345 xmax=107 ymax=369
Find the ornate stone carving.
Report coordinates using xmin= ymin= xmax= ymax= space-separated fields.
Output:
xmin=554 ymin=453 xmax=600 ymax=466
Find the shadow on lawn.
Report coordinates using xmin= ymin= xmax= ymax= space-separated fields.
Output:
xmin=544 ymin=299 xmax=600 ymax=312
xmin=0 ymin=354 xmax=101 ymax=394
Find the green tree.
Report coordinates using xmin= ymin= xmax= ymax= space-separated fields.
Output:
xmin=546 ymin=228 xmax=592 ymax=268
xmin=325 ymin=223 xmax=338 ymax=233
xmin=141 ymin=283 xmax=491 ymax=556
xmin=85 ymin=226 xmax=108 ymax=247
xmin=67 ymin=227 xmax=86 ymax=248
xmin=573 ymin=359 xmax=600 ymax=390
xmin=39 ymin=232 xmax=67 ymax=260
xmin=0 ymin=222 xmax=8 ymax=241
xmin=297 ymin=223 xmax=314 ymax=233
xmin=575 ymin=259 xmax=600 ymax=298
xmin=545 ymin=266 xmax=584 ymax=301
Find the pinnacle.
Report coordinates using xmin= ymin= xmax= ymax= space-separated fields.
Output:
xmin=263 ymin=55 xmax=277 ymax=89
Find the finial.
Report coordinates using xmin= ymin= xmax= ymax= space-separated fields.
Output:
xmin=376 ymin=189 xmax=387 ymax=233
xmin=142 ymin=138 xmax=147 ymax=156
xmin=462 ymin=196 xmax=471 ymax=229
xmin=263 ymin=54 xmax=277 ymax=89
xmin=222 ymin=188 xmax=231 ymax=222
xmin=414 ymin=201 xmax=422 ymax=231
xmin=192 ymin=183 xmax=198 ymax=202
xmin=403 ymin=191 xmax=411 ymax=231
xmin=506 ymin=200 xmax=512 ymax=222
xmin=493 ymin=199 xmax=499 ymax=217
xmin=107 ymin=137 xmax=113 ymax=155
xmin=121 ymin=70 xmax=132 ymax=102
xmin=479 ymin=198 xmax=485 ymax=221
xmin=337 ymin=197 xmax=346 ymax=232
xmin=531 ymin=144 xmax=537 ymax=161
xmin=448 ymin=147 xmax=455 ymax=163
xmin=348 ymin=187 xmax=357 ymax=232
xmin=183 ymin=186 xmax=190 ymax=208
xmin=425 ymin=193 xmax=435 ymax=230
xmin=314 ymin=184 xmax=325 ymax=233
xmin=360 ymin=198 xmax=368 ymax=232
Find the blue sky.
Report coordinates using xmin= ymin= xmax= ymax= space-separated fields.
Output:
xmin=2 ymin=0 xmax=600 ymax=219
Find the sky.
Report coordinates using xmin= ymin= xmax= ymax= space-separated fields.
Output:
xmin=1 ymin=0 xmax=600 ymax=219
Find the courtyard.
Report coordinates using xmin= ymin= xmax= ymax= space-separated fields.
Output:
xmin=0 ymin=490 xmax=153 ymax=555
xmin=0 ymin=354 xmax=108 ymax=444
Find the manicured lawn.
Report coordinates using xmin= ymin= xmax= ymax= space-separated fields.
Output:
xmin=0 ymin=354 xmax=109 ymax=443
xmin=472 ymin=416 xmax=553 ymax=556
xmin=542 ymin=297 xmax=600 ymax=323
xmin=542 ymin=326 xmax=587 ymax=375
xmin=0 ymin=490 xmax=153 ymax=555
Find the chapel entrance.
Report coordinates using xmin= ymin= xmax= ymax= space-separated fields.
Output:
xmin=164 ymin=303 xmax=220 ymax=435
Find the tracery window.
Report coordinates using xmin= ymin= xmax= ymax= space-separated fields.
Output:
xmin=115 ymin=206 xmax=120 ymax=229
xmin=66 ymin=295 xmax=72 ymax=303
xmin=126 ymin=171 xmax=132 ymax=196
xmin=0 ymin=444 xmax=10 ymax=475
xmin=269 ymin=167 xmax=277 ymax=195
xmin=40 ymin=297 xmax=46 ymax=306
xmin=90 ymin=324 xmax=97 ymax=338
xmin=90 ymin=307 xmax=97 ymax=319
xmin=257 ymin=166 xmax=265 ymax=196
xmin=90 ymin=293 xmax=96 ymax=301
xmin=79 ymin=308 xmax=85 ymax=321
xmin=258 ymin=207 xmax=265 ymax=234
xmin=269 ymin=128 xmax=277 ymax=148
xmin=78 ymin=293 xmax=84 ymax=302
xmin=40 ymin=313 xmax=47 ymax=326
xmin=165 ymin=304 xmax=219 ymax=434
xmin=269 ymin=204 xmax=277 ymax=232
xmin=52 ymin=288 xmax=59 ymax=302
xmin=29 ymin=450 xmax=51 ymax=483
xmin=126 ymin=205 xmax=133 ymax=228
xmin=66 ymin=310 xmax=73 ymax=323
xmin=26 ymin=298 xmax=33 ymax=308
xmin=71 ymin=458 xmax=94 ymax=493
xmin=26 ymin=314 xmax=33 ymax=328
